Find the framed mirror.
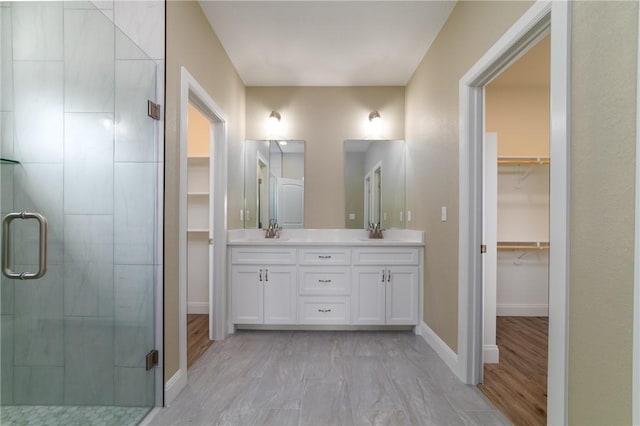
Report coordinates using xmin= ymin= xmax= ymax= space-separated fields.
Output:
xmin=244 ymin=140 xmax=305 ymax=229
xmin=344 ymin=140 xmax=406 ymax=229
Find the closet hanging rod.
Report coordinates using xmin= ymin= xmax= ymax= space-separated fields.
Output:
xmin=497 ymin=156 xmax=550 ymax=165
xmin=497 ymin=241 xmax=549 ymax=250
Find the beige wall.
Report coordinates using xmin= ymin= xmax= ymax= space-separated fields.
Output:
xmin=283 ymin=153 xmax=304 ymax=180
xmin=486 ymin=35 xmax=550 ymax=156
xmin=485 ymin=87 xmax=549 ymax=157
xmin=246 ymin=87 xmax=405 ymax=228
xmin=187 ymin=103 xmax=211 ymax=157
xmin=569 ymin=2 xmax=637 ymax=423
xmin=165 ymin=1 xmax=246 ymax=379
xmin=405 ymin=1 xmax=534 ymax=351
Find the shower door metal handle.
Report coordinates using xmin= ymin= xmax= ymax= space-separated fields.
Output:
xmin=2 ymin=212 xmax=48 ymax=280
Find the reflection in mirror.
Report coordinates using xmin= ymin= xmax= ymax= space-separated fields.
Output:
xmin=244 ymin=140 xmax=305 ymax=229
xmin=344 ymin=140 xmax=405 ymax=230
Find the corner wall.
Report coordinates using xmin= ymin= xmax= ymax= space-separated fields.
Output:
xmin=569 ymin=2 xmax=637 ymax=423
xmin=404 ymin=0 xmax=534 ymax=351
xmin=165 ymin=1 xmax=245 ymax=380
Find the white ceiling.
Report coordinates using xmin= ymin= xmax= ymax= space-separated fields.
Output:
xmin=198 ymin=1 xmax=457 ymax=86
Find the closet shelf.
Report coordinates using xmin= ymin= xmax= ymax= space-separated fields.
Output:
xmin=497 ymin=241 xmax=549 ymax=250
xmin=497 ymin=156 xmax=549 ymax=165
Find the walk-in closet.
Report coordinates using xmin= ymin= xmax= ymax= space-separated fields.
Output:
xmin=479 ymin=35 xmax=550 ymax=425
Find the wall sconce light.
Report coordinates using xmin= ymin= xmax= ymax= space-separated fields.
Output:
xmin=368 ymin=110 xmax=382 ymax=136
xmin=266 ymin=110 xmax=282 ymax=137
xmin=269 ymin=110 xmax=281 ymax=123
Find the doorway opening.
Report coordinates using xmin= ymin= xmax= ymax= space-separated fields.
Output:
xmin=172 ymin=67 xmax=228 ymax=405
xmin=457 ymin=2 xmax=570 ymax=425
xmin=186 ymin=103 xmax=213 ymax=369
xmin=479 ymin=35 xmax=550 ymax=425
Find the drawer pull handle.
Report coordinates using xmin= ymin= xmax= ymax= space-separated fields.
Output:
xmin=265 ymin=269 xmax=268 ymax=282
xmin=318 ymin=255 xmax=332 ymax=259
xmin=381 ymin=269 xmax=385 ymax=283
xmin=259 ymin=269 xmax=263 ymax=282
xmin=318 ymin=279 xmax=332 ymax=283
xmin=318 ymin=309 xmax=332 ymax=313
xmin=387 ymin=270 xmax=391 ymax=282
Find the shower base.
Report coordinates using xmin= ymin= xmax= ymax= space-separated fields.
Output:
xmin=0 ymin=405 xmax=150 ymax=426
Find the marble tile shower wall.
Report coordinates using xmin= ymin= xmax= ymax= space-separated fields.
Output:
xmin=0 ymin=1 xmax=164 ymax=408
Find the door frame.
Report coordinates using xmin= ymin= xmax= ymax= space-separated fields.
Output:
xmin=363 ymin=171 xmax=371 ymax=228
xmin=457 ymin=1 xmax=570 ymax=424
xmin=633 ymin=3 xmax=640 ymax=422
xmin=178 ymin=67 xmax=228 ymax=379
xmin=482 ymin=132 xmax=498 ymax=365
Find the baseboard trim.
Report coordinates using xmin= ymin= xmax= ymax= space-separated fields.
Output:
xmin=187 ymin=302 xmax=209 ymax=315
xmin=416 ymin=321 xmax=459 ymax=374
xmin=497 ymin=304 xmax=548 ymax=317
xmin=483 ymin=344 xmax=499 ymax=364
xmin=164 ymin=369 xmax=186 ymax=406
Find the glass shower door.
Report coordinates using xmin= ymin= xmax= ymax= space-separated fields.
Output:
xmin=0 ymin=2 xmax=159 ymax=424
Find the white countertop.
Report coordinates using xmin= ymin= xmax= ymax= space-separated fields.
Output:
xmin=227 ymin=229 xmax=425 ymax=247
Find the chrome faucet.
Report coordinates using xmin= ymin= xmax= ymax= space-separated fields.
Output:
xmin=265 ymin=222 xmax=281 ymax=239
xmin=368 ymin=222 xmax=384 ymax=239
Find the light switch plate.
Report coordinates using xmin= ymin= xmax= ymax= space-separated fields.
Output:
xmin=407 ymin=211 xmax=412 ymax=222
xmin=348 ymin=213 xmax=356 ymax=220
xmin=441 ymin=206 xmax=447 ymax=222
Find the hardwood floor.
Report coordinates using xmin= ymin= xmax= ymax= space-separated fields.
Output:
xmin=478 ymin=316 xmax=548 ymax=426
xmin=187 ymin=314 xmax=213 ymax=369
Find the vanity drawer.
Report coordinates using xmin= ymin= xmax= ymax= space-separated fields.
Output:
xmin=298 ymin=296 xmax=350 ymax=324
xmin=352 ymin=248 xmax=420 ymax=265
xmin=299 ymin=267 xmax=350 ymax=296
xmin=231 ymin=247 xmax=297 ymax=265
xmin=298 ymin=248 xmax=351 ymax=265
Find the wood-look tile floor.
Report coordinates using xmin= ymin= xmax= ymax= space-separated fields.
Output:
xmin=478 ymin=317 xmax=548 ymax=426
xmin=152 ymin=331 xmax=510 ymax=426
xmin=187 ymin=314 xmax=214 ymax=370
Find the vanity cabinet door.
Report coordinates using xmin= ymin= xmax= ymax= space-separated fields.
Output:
xmin=385 ymin=266 xmax=419 ymax=325
xmin=263 ymin=266 xmax=297 ymax=324
xmin=351 ymin=266 xmax=386 ymax=324
xmin=231 ymin=266 xmax=263 ymax=324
